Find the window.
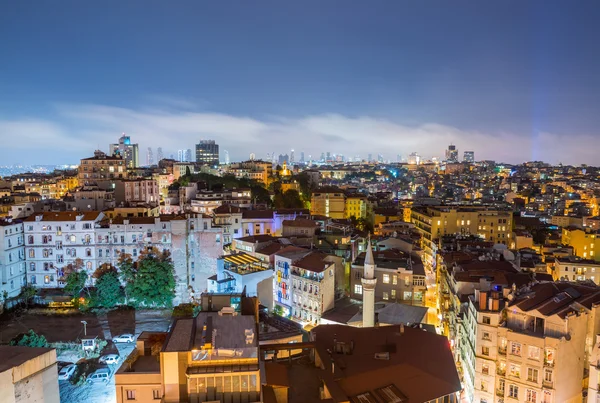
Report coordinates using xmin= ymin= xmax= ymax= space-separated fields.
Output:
xmin=482 ymin=316 xmax=491 ymax=324
xmin=153 ymin=389 xmax=160 ymax=400
xmin=526 ymin=389 xmax=537 ymax=403
xmin=86 ymin=261 xmax=92 ymax=270
xmin=528 ymin=346 xmax=540 ymax=360
xmin=480 ymin=380 xmax=487 ymax=392
xmin=509 ymin=385 xmax=519 ymax=399
xmin=544 ymin=369 xmax=553 ymax=383
xmin=44 ymin=275 xmax=50 ymax=284
xmin=482 ymin=363 xmax=489 ymax=375
xmin=30 ymin=275 xmax=36 ymax=284
xmin=544 ymin=348 xmax=554 ymax=364
xmin=30 ymin=262 xmax=35 ymax=271
xmin=527 ymin=368 xmax=538 ymax=382
xmin=133 ymin=248 xmax=137 ymax=257
xmin=57 ymin=255 xmax=63 ymax=263
xmin=482 ymin=331 xmax=491 ymax=341
xmin=383 ymin=292 xmax=389 ymax=300
xmin=383 ymin=274 xmax=390 ymax=284
xmin=509 ymin=364 xmax=521 ymax=378
xmin=126 ymin=390 xmax=136 ymax=400
xmin=56 ymin=241 xmax=62 ymax=250
xmin=354 ymin=284 xmax=362 ymax=295
xmin=86 ymin=248 xmax=91 ymax=257
xmin=392 ymin=275 xmax=397 ymax=285
xmin=391 ymin=289 xmax=396 ymax=299
xmin=27 ymin=235 xmax=34 ymax=244
xmin=482 ymin=346 xmax=490 ymax=356
xmin=43 ymin=249 xmax=50 ymax=258
xmin=511 ymin=342 xmax=521 ymax=356
xmin=498 ymin=379 xmax=505 ymax=394
xmin=69 ymin=235 xmax=76 ymax=242
xmin=29 ymin=249 xmax=35 ymax=258
xmin=98 ymin=249 xmax=102 ymax=258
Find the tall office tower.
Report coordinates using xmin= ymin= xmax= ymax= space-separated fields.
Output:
xmin=157 ymin=147 xmax=164 ymax=162
xmin=224 ymin=150 xmax=230 ymax=164
xmin=290 ymin=149 xmax=295 ymax=164
xmin=177 ymin=150 xmax=186 ymax=162
xmin=367 ymin=153 xmax=372 ymax=163
xmin=195 ymin=140 xmax=219 ymax=166
xmin=320 ymin=152 xmax=325 ymax=162
xmin=408 ymin=152 xmax=420 ymax=165
xmin=326 ymin=152 xmax=331 ymax=162
xmin=109 ymin=134 xmax=139 ymax=168
xmin=463 ymin=151 xmax=475 ymax=163
xmin=278 ymin=154 xmax=289 ymax=165
xmin=397 ymin=154 xmax=402 ymax=162
xmin=186 ymin=149 xmax=193 ymax=162
xmin=300 ymin=152 xmax=305 ymax=163
xmin=446 ymin=144 xmax=459 ymax=163
xmin=146 ymin=147 xmax=154 ymax=166
xmin=377 ymin=154 xmax=384 ymax=163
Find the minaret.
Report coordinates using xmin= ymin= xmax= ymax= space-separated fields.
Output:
xmin=361 ymin=236 xmax=377 ymax=327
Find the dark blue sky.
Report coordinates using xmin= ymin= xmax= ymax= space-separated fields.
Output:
xmin=1 ymin=1 xmax=600 ymax=165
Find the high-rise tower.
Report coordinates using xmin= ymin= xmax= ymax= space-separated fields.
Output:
xmin=361 ymin=238 xmax=377 ymax=327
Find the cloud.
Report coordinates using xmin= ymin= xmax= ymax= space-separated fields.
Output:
xmin=0 ymin=100 xmax=594 ymax=165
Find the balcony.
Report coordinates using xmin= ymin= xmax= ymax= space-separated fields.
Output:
xmin=496 ymin=389 xmax=505 ymax=397
xmin=498 ymin=346 xmax=507 ymax=355
xmin=497 ymin=368 xmax=506 ymax=376
xmin=543 ymin=359 xmax=554 ymax=368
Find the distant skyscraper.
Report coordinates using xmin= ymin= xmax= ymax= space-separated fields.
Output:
xmin=177 ymin=150 xmax=186 ymax=162
xmin=446 ymin=144 xmax=459 ymax=163
xmin=463 ymin=151 xmax=475 ymax=163
xmin=320 ymin=152 xmax=325 ymax=162
xmin=109 ymin=134 xmax=139 ymax=168
xmin=368 ymin=153 xmax=372 ymax=163
xmin=397 ymin=154 xmax=402 ymax=162
xmin=224 ymin=150 xmax=230 ymax=164
xmin=300 ymin=152 xmax=305 ymax=163
xmin=377 ymin=154 xmax=383 ymax=163
xmin=146 ymin=147 xmax=154 ymax=166
xmin=326 ymin=152 xmax=331 ymax=163
xmin=408 ymin=152 xmax=420 ymax=165
xmin=157 ymin=147 xmax=164 ymax=162
xmin=249 ymin=152 xmax=255 ymax=161
xmin=195 ymin=140 xmax=219 ymax=166
xmin=290 ymin=149 xmax=295 ymax=164
xmin=278 ymin=154 xmax=289 ymax=165
xmin=186 ymin=149 xmax=193 ymax=162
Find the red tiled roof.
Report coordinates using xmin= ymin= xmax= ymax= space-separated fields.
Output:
xmin=24 ymin=211 xmax=103 ymax=222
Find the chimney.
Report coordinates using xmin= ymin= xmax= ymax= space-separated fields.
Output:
xmin=400 ymin=323 xmax=404 ymax=334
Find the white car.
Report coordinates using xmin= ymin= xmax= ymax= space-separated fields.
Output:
xmin=112 ymin=333 xmax=135 ymax=343
xmin=99 ymin=354 xmax=120 ymax=365
xmin=57 ymin=364 xmax=77 ymax=381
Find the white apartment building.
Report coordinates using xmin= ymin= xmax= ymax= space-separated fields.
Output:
xmin=464 ymin=282 xmax=596 ymax=403
xmin=553 ymin=256 xmax=600 ymax=284
xmin=190 ymin=189 xmax=252 ymax=214
xmin=0 ymin=219 xmax=26 ymax=301
xmin=95 ymin=214 xmax=223 ymax=303
xmin=23 ymin=212 xmax=223 ymax=304
xmin=289 ymin=251 xmax=335 ymax=325
xmin=24 ymin=212 xmax=104 ymax=288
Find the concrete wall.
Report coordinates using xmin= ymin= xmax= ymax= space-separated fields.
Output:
xmin=0 ymin=349 xmax=59 ymax=403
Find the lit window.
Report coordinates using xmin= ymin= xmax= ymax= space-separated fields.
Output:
xmin=382 ymin=292 xmax=389 ymax=300
xmin=383 ymin=274 xmax=390 ymax=284
xmin=354 ymin=284 xmax=362 ymax=295
xmin=392 ymin=275 xmax=397 ymax=285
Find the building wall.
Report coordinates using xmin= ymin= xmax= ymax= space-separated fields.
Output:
xmin=0 ymin=349 xmax=59 ymax=403
xmin=310 ymin=192 xmax=345 ymax=219
xmin=554 ymin=259 xmax=600 ymax=283
xmin=0 ymin=221 xmax=26 ymax=300
xmin=115 ymin=372 xmax=161 ymax=403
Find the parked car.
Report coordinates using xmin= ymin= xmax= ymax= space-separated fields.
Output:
xmin=98 ymin=354 xmax=120 ymax=365
xmin=112 ymin=333 xmax=135 ymax=343
xmin=57 ymin=364 xmax=77 ymax=381
xmin=86 ymin=368 xmax=110 ymax=384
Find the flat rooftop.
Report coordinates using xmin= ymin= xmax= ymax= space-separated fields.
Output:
xmin=0 ymin=346 xmax=55 ymax=373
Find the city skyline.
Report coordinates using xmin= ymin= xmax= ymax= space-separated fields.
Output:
xmin=2 ymin=1 xmax=600 ymax=165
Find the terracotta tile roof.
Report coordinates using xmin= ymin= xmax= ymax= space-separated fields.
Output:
xmin=24 ymin=211 xmax=103 ymax=222
xmin=213 ymin=204 xmax=242 ymax=214
xmin=237 ymin=234 xmax=277 ymax=243
xmin=282 ymin=219 xmax=319 ymax=228
xmin=294 ymin=252 xmax=332 ymax=273
xmin=242 ymin=210 xmax=274 ymax=219
xmin=311 ymin=324 xmax=461 ymax=403
xmin=256 ymin=243 xmax=287 ymax=256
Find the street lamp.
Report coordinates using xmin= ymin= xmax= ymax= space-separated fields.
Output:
xmin=81 ymin=320 xmax=87 ymax=336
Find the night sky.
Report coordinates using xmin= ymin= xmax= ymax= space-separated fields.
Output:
xmin=1 ymin=1 xmax=600 ymax=165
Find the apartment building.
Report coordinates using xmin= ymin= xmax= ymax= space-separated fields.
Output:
xmin=95 ymin=214 xmax=222 ymax=302
xmin=0 ymin=346 xmax=60 ymax=403
xmin=78 ymin=150 xmax=129 ymax=188
xmin=226 ymin=160 xmax=273 ymax=185
xmin=190 ymin=188 xmax=252 ymax=214
xmin=465 ymin=282 xmax=598 ymax=403
xmin=553 ymin=256 xmax=600 ymax=283
xmin=213 ymin=205 xmax=243 ymax=244
xmin=0 ymin=218 xmax=26 ymax=301
xmin=350 ymin=248 xmax=427 ymax=305
xmin=289 ymin=251 xmax=335 ymax=325
xmin=411 ymin=206 xmax=513 ymax=266
xmin=345 ymin=193 xmax=369 ymax=220
xmin=24 ymin=212 xmax=104 ymax=288
xmin=114 ymin=179 xmax=159 ymax=205
xmin=310 ymin=188 xmax=345 ymax=219
xmin=561 ymin=226 xmax=600 ymax=261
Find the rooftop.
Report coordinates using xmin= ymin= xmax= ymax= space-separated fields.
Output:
xmin=0 ymin=346 xmax=55 ymax=373
xmin=24 ymin=211 xmax=103 ymax=222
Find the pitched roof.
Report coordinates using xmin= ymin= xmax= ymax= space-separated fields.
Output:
xmin=282 ymin=219 xmax=319 ymax=228
xmin=213 ymin=204 xmax=242 ymax=214
xmin=242 ymin=210 xmax=274 ymax=219
xmin=24 ymin=211 xmax=102 ymax=222
xmin=294 ymin=252 xmax=332 ymax=273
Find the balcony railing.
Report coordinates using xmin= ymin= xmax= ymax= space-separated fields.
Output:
xmin=542 ymin=380 xmax=553 ymax=389
xmin=497 ymin=368 xmax=506 ymax=376
xmin=496 ymin=389 xmax=505 ymax=397
xmin=498 ymin=347 xmax=507 ymax=355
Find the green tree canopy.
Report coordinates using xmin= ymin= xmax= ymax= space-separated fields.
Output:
xmin=120 ymin=249 xmax=176 ymax=308
xmin=10 ymin=330 xmax=49 ymax=348
xmin=274 ymin=189 xmax=305 ymax=209
xmin=92 ymin=264 xmax=124 ymax=308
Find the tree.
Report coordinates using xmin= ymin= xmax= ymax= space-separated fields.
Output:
xmin=18 ymin=285 xmax=37 ymax=308
xmin=117 ymin=253 xmax=136 ymax=305
xmin=275 ymin=189 xmax=304 ymax=209
xmin=92 ymin=264 xmax=124 ymax=308
xmin=123 ymin=249 xmax=176 ymax=308
xmin=64 ymin=271 xmax=88 ymax=297
xmin=10 ymin=329 xmax=49 ymax=348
